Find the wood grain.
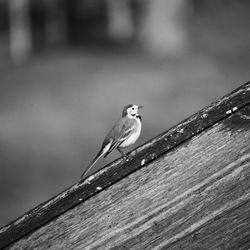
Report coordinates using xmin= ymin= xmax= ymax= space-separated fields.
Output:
xmin=5 ymin=104 xmax=250 ymax=250
xmin=0 ymin=82 xmax=250 ymax=249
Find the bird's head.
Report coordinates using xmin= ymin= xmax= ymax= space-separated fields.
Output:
xmin=122 ymin=104 xmax=143 ymax=118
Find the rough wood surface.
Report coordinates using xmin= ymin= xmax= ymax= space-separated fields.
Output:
xmin=3 ymin=100 xmax=250 ymax=249
xmin=0 ymin=82 xmax=250 ymax=249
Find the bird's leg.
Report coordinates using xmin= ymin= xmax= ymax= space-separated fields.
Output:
xmin=117 ymin=148 xmax=127 ymax=158
xmin=117 ymin=148 xmax=129 ymax=161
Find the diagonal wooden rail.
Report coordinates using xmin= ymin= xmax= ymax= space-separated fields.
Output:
xmin=0 ymin=81 xmax=250 ymax=249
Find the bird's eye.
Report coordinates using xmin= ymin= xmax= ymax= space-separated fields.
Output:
xmin=132 ymin=107 xmax=135 ymax=110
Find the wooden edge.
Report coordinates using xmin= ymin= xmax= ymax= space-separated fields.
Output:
xmin=0 ymin=81 xmax=250 ymax=249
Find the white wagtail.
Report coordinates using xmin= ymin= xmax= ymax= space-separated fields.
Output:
xmin=80 ymin=104 xmax=143 ymax=179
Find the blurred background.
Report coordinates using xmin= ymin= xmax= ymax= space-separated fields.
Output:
xmin=0 ymin=0 xmax=250 ymax=228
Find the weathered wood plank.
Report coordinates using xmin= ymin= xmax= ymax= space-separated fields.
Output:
xmin=168 ymin=201 xmax=250 ymax=250
xmin=0 ymin=81 xmax=250 ymax=249
xmin=4 ymin=104 xmax=250 ymax=249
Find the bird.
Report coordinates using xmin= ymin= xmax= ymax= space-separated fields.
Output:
xmin=80 ymin=104 xmax=143 ymax=180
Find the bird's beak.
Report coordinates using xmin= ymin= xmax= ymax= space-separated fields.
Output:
xmin=138 ymin=105 xmax=144 ymax=109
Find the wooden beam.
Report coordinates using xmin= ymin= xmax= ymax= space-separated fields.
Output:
xmin=0 ymin=81 xmax=250 ymax=249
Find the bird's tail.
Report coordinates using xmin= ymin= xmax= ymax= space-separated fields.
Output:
xmin=80 ymin=148 xmax=105 ymax=180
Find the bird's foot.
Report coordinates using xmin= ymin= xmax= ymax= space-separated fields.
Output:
xmin=118 ymin=148 xmax=130 ymax=162
xmin=123 ymin=154 xmax=131 ymax=162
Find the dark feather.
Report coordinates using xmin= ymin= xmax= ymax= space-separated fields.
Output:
xmin=122 ymin=104 xmax=133 ymax=117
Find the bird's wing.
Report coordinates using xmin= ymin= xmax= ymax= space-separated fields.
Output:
xmin=103 ymin=117 xmax=135 ymax=157
xmin=80 ymin=118 xmax=136 ymax=180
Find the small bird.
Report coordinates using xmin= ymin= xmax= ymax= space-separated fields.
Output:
xmin=80 ymin=104 xmax=143 ymax=180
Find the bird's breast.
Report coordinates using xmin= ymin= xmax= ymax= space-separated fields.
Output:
xmin=119 ymin=120 xmax=142 ymax=148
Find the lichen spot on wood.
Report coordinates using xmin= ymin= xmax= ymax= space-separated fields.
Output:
xmin=179 ymin=128 xmax=184 ymax=133
xmin=88 ymin=176 xmax=95 ymax=181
